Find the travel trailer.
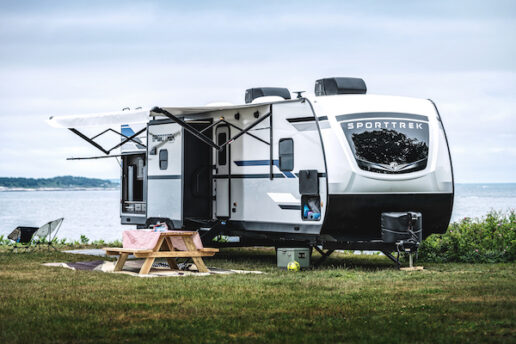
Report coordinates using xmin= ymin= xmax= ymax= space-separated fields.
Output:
xmin=48 ymin=77 xmax=454 ymax=265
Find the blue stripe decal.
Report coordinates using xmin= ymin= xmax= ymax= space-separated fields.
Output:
xmin=283 ymin=171 xmax=296 ymax=178
xmin=234 ymin=160 xmax=279 ymax=167
xmin=235 ymin=160 xmax=299 ymax=178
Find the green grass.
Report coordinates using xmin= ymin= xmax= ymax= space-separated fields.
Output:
xmin=0 ymin=248 xmax=515 ymax=343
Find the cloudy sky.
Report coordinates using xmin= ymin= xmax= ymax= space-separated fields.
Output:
xmin=0 ymin=0 xmax=515 ymax=182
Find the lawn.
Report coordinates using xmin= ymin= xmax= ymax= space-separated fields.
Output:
xmin=0 ymin=248 xmax=515 ymax=343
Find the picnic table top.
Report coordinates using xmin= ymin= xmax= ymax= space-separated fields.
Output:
xmin=103 ymin=247 xmax=219 ymax=254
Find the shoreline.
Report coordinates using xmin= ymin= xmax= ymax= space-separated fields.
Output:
xmin=0 ymin=187 xmax=120 ymax=192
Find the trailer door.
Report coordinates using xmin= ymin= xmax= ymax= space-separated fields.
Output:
xmin=146 ymin=121 xmax=183 ymax=227
xmin=214 ymin=125 xmax=230 ymax=218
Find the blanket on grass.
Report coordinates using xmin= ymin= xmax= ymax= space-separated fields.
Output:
xmin=42 ymin=260 xmax=263 ymax=278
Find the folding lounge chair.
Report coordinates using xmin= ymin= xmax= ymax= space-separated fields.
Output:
xmin=8 ymin=218 xmax=64 ymax=251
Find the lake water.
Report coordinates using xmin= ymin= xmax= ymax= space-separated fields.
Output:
xmin=0 ymin=184 xmax=515 ymax=242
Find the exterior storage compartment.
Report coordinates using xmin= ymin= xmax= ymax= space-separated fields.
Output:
xmin=277 ymin=247 xmax=311 ymax=268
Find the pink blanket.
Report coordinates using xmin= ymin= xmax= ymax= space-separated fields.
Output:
xmin=122 ymin=230 xmax=203 ymax=251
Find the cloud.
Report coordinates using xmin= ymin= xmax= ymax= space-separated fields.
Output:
xmin=0 ymin=0 xmax=515 ymax=182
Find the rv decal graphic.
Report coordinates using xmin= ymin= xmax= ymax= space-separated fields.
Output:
xmin=234 ymin=160 xmax=296 ymax=178
xmin=150 ymin=133 xmax=176 ymax=143
xmin=148 ymin=130 xmax=181 ymax=154
xmin=339 ymin=113 xmax=429 ymax=174
xmin=346 ymin=121 xmax=424 ymax=130
xmin=267 ymin=192 xmax=301 ymax=211
xmin=121 ymin=124 xmax=145 ymax=149
xmin=286 ymin=116 xmax=330 ymax=131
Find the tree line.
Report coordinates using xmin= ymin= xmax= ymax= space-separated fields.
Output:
xmin=0 ymin=176 xmax=118 ymax=188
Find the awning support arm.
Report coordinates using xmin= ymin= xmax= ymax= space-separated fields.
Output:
xmin=68 ymin=127 xmax=147 ymax=156
xmin=200 ymin=118 xmax=269 ymax=146
xmin=68 ymin=128 xmax=109 ymax=155
xmin=91 ymin=128 xmax=146 ymax=148
xmin=151 ymin=107 xmax=220 ymax=150
xmin=219 ymin=112 xmax=271 ymax=148
xmin=67 ymin=154 xmax=124 ymax=160
xmin=152 ymin=107 xmax=272 ymax=151
xmin=222 ymin=120 xmax=270 ymax=146
xmin=106 ymin=127 xmax=147 ymax=153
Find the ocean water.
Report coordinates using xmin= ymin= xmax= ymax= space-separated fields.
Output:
xmin=0 ymin=184 xmax=514 ymax=242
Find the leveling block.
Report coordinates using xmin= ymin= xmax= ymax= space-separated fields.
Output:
xmin=399 ymin=252 xmax=424 ymax=271
xmin=400 ymin=266 xmax=424 ymax=271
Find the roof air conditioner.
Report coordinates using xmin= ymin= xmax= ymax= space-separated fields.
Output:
xmin=314 ymin=77 xmax=367 ymax=96
xmin=245 ymin=87 xmax=291 ymax=104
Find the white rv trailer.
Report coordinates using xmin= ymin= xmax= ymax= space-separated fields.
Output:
xmin=48 ymin=78 xmax=454 ymax=263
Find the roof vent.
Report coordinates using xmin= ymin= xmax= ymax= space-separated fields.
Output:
xmin=314 ymin=77 xmax=366 ymax=96
xmin=245 ymin=87 xmax=291 ymax=104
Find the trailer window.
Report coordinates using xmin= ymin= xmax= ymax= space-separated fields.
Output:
xmin=279 ymin=138 xmax=294 ymax=171
xmin=218 ymin=132 xmax=227 ymax=165
xmin=340 ymin=112 xmax=429 ymax=174
xmin=159 ymin=149 xmax=168 ymax=170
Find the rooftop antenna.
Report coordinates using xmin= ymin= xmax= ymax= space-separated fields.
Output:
xmin=293 ymin=91 xmax=306 ymax=99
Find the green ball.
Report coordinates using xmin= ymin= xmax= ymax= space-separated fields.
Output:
xmin=287 ymin=260 xmax=300 ymax=272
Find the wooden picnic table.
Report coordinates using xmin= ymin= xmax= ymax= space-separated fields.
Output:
xmin=104 ymin=231 xmax=218 ymax=275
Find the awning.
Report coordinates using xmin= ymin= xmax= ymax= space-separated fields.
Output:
xmin=47 ymin=98 xmax=296 ymax=158
xmin=157 ymin=99 xmax=298 ymax=117
xmin=47 ymin=98 xmax=298 ymax=128
xmin=47 ymin=109 xmax=150 ymax=128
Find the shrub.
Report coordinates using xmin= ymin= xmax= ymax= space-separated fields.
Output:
xmin=91 ymin=239 xmax=105 ymax=246
xmin=80 ymin=235 xmax=90 ymax=244
xmin=419 ymin=210 xmax=516 ymax=263
xmin=110 ymin=240 xmax=122 ymax=247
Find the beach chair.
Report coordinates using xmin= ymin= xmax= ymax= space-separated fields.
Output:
xmin=8 ymin=218 xmax=64 ymax=251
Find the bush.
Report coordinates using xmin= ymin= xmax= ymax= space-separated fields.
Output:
xmin=419 ymin=210 xmax=516 ymax=263
xmin=80 ymin=235 xmax=90 ymax=244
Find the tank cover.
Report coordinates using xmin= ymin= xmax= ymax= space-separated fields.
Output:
xmin=314 ymin=77 xmax=367 ymax=96
xmin=245 ymin=87 xmax=291 ymax=104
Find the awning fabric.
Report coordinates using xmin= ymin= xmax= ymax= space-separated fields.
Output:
xmin=47 ymin=99 xmax=296 ymax=128
xmin=47 ymin=109 xmax=150 ymax=128
xmin=159 ymin=102 xmax=276 ymax=117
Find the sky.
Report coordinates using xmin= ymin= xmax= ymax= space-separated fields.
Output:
xmin=0 ymin=0 xmax=515 ymax=183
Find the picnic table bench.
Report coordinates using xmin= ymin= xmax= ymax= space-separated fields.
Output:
xmin=104 ymin=231 xmax=218 ymax=274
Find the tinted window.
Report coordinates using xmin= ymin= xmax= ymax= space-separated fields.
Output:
xmin=340 ymin=112 xmax=429 ymax=174
xmin=279 ymin=138 xmax=294 ymax=171
xmin=159 ymin=149 xmax=168 ymax=170
xmin=218 ymin=132 xmax=227 ymax=165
